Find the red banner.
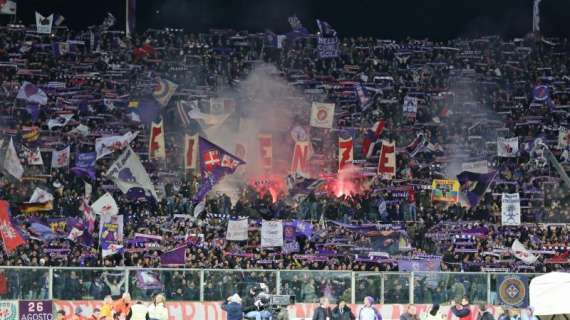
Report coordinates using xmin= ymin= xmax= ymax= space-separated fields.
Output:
xmin=184 ymin=134 xmax=198 ymax=170
xmin=148 ymin=120 xmax=166 ymax=160
xmin=0 ymin=200 xmax=26 ymax=253
xmin=53 ymin=301 xmax=513 ymax=320
xmin=377 ymin=140 xmax=396 ymax=179
xmin=291 ymin=141 xmax=310 ymax=177
xmin=338 ymin=137 xmax=353 ymax=171
xmin=257 ymin=134 xmax=273 ymax=170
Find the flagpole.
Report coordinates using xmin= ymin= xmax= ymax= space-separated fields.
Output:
xmin=125 ymin=0 xmax=130 ymax=38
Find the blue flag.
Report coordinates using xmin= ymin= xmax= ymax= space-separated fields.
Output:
xmin=457 ymin=171 xmax=497 ymax=207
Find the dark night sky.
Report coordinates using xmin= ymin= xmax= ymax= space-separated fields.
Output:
xmin=9 ymin=0 xmax=570 ymax=40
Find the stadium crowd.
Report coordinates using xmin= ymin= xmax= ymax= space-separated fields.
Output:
xmin=0 ymin=15 xmax=569 ymax=305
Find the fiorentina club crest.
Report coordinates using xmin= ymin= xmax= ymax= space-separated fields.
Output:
xmin=498 ymin=275 xmax=528 ymax=307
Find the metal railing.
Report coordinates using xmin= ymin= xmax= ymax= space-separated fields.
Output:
xmin=0 ymin=266 xmax=538 ymax=304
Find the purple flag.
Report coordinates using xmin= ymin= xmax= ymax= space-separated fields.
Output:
xmin=283 ymin=222 xmax=296 ymax=241
xmin=294 ymin=220 xmax=313 ymax=239
xmin=71 ymin=152 xmax=96 ymax=180
xmin=25 ymin=104 xmax=40 ymax=122
xmin=192 ymin=136 xmax=245 ymax=204
xmin=457 ymin=171 xmax=497 ymax=207
xmin=160 ymin=245 xmax=186 ymax=266
xmin=136 ymin=99 xmax=161 ymax=124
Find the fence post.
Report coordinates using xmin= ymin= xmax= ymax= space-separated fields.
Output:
xmin=351 ymin=272 xmax=356 ymax=305
xmin=199 ymin=269 xmax=205 ymax=302
xmin=48 ymin=267 xmax=54 ymax=300
xmin=409 ymin=272 xmax=414 ymax=304
xmin=487 ymin=273 xmax=492 ymax=304
xmin=276 ymin=270 xmax=281 ymax=294
xmin=124 ymin=268 xmax=129 ymax=294
xmin=381 ymin=273 xmax=385 ymax=304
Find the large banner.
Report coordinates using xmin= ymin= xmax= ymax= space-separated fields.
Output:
xmin=257 ymin=134 xmax=273 ymax=170
xmin=398 ymin=257 xmax=441 ymax=272
xmin=184 ymin=134 xmax=198 ymax=170
xmin=291 ymin=141 xmax=311 ymax=177
xmin=225 ymin=219 xmax=248 ymax=241
xmin=431 ymin=179 xmax=459 ymax=203
xmin=261 ymin=220 xmax=283 ymax=247
xmin=317 ymin=37 xmax=340 ymax=58
xmin=149 ymin=120 xmax=166 ymax=161
xmin=338 ymin=137 xmax=353 ymax=171
xmin=377 ymin=140 xmax=396 ymax=179
xmin=54 ymin=301 xmax=515 ymax=320
xmin=497 ymin=274 xmax=529 ymax=308
xmin=501 ymin=193 xmax=521 ymax=226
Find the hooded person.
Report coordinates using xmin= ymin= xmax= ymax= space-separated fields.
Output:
xmin=222 ymin=293 xmax=243 ymax=320
xmin=357 ymin=296 xmax=382 ymax=320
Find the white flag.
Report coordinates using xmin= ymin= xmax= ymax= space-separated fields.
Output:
xmin=261 ymin=220 xmax=283 ymax=247
xmin=106 ymin=146 xmax=158 ymax=199
xmin=461 ymin=160 xmax=488 ymax=174
xmin=47 ymin=114 xmax=73 ymax=130
xmin=402 ymin=96 xmax=418 ymax=116
xmin=35 ymin=12 xmax=53 ymax=34
xmin=28 ymin=188 xmax=54 ymax=204
xmin=17 ymin=81 xmax=48 ymax=105
xmin=95 ymin=131 xmax=138 ymax=160
xmin=226 ymin=219 xmax=249 ymax=241
xmin=153 ymin=79 xmax=178 ymax=107
xmin=3 ymin=138 xmax=24 ymax=181
xmin=51 ymin=146 xmax=70 ymax=168
xmin=193 ymin=200 xmax=205 ymax=217
xmin=148 ymin=120 xmax=166 ymax=161
xmin=497 ymin=137 xmax=519 ymax=157
xmin=558 ymin=127 xmax=570 ymax=149
xmin=310 ymin=102 xmax=335 ymax=129
xmin=91 ymin=192 xmax=119 ymax=216
xmin=501 ymin=193 xmax=521 ymax=226
xmin=23 ymin=146 xmax=43 ymax=166
xmin=511 ymin=239 xmax=538 ymax=264
xmin=69 ymin=124 xmax=90 ymax=137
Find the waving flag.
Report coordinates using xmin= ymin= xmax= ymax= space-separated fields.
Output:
xmin=106 ymin=146 xmax=158 ymax=199
xmin=51 ymin=146 xmax=70 ymax=168
xmin=95 ymin=131 xmax=138 ymax=160
xmin=533 ymin=85 xmax=550 ymax=102
xmin=188 ymin=100 xmax=232 ymax=128
xmin=160 ymin=246 xmax=186 ymax=266
xmin=0 ymin=0 xmax=17 ymax=15
xmin=511 ymin=239 xmax=538 ymax=264
xmin=457 ymin=171 xmax=498 ymax=207
xmin=153 ymin=79 xmax=178 ymax=107
xmin=28 ymin=188 xmax=54 ymax=204
xmin=192 ymin=137 xmax=245 ymax=204
xmin=403 ymin=96 xmax=418 ymax=117
xmin=35 ymin=12 xmax=53 ymax=34
xmin=406 ymin=134 xmax=428 ymax=158
xmin=0 ymin=200 xmax=26 ymax=253
xmin=17 ymin=81 xmax=48 ymax=105
xmin=2 ymin=138 xmax=24 ymax=181
xmin=316 ymin=19 xmax=337 ymax=37
xmin=47 ymin=114 xmax=73 ymax=130
xmin=362 ymin=119 xmax=385 ymax=158
xmin=91 ymin=192 xmax=119 ymax=216
xmin=71 ymin=152 xmax=96 ymax=180
xmin=22 ymin=126 xmax=40 ymax=142
xmin=22 ymin=146 xmax=43 ymax=166
xmin=148 ymin=120 xmax=166 ymax=161
xmin=497 ymin=137 xmax=519 ymax=157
